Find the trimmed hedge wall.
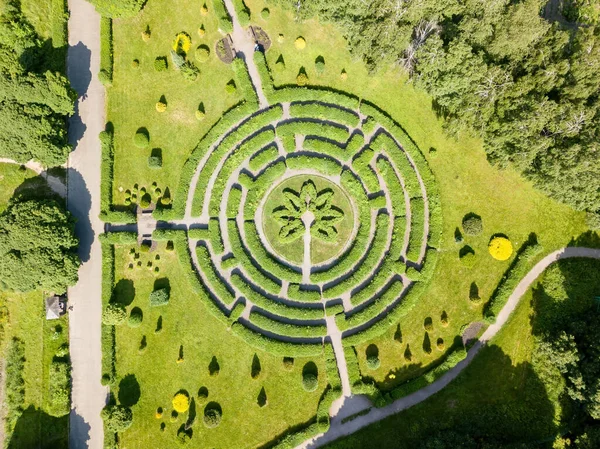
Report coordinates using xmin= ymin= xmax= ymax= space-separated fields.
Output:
xmin=51 ymin=0 xmax=68 ymax=47
xmin=231 ymin=57 xmax=258 ymax=108
xmin=302 ymin=137 xmax=347 ymax=161
xmin=288 ymin=284 xmax=321 ymax=302
xmin=485 ymin=241 xmax=543 ymax=321
xmin=323 ymin=213 xmax=390 ymax=299
xmin=100 ymin=241 xmax=116 ymax=384
xmin=289 ymin=102 xmax=360 ymax=129
xmin=248 ymin=311 xmax=328 ymax=338
xmin=211 ymin=0 xmax=233 ymax=33
xmin=244 ymin=161 xmax=286 ymax=220
xmin=232 ymin=0 xmax=251 ymax=26
xmin=285 ymin=154 xmax=342 ymax=177
xmin=227 ymin=186 xmax=242 ymax=218
xmin=352 ymin=148 xmax=380 ymax=194
xmin=99 ymin=17 xmax=113 ymax=85
xmin=277 ymin=120 xmax=349 ymax=145
xmin=230 ymin=273 xmax=324 ymax=320
xmin=311 ymin=169 xmax=372 ymax=283
xmin=196 ymin=245 xmax=236 ymax=305
xmin=376 ymin=156 xmax=406 ymax=217
xmin=231 ymin=323 xmax=324 ymax=357
xmin=248 ymin=144 xmax=279 ymax=172
xmin=406 ymin=197 xmax=425 ymax=263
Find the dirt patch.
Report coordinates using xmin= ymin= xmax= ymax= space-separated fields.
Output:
xmin=462 ymin=321 xmax=485 ymax=346
xmin=250 ymin=26 xmax=271 ymax=51
xmin=216 ymin=36 xmax=236 ymax=64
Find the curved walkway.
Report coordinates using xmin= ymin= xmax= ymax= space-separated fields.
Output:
xmin=297 ymin=246 xmax=600 ymax=448
xmin=0 ymin=158 xmax=67 ymax=198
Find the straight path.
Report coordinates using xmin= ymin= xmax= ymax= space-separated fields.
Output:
xmin=66 ymin=0 xmax=107 ymax=448
xmin=298 ymin=246 xmax=600 ymax=448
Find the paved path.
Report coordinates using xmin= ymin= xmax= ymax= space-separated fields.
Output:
xmin=0 ymin=158 xmax=67 ymax=198
xmin=66 ymin=0 xmax=107 ymax=448
xmin=297 ymin=246 xmax=600 ymax=448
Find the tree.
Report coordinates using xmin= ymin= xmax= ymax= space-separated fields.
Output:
xmin=101 ymin=405 xmax=133 ymax=432
xmin=0 ymin=199 xmax=80 ymax=294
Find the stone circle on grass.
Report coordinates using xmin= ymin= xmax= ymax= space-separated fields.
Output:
xmin=185 ymin=89 xmax=441 ymax=353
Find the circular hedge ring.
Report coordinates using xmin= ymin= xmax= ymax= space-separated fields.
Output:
xmin=184 ymin=91 xmax=441 ymax=353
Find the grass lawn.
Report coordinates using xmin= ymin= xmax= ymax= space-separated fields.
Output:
xmin=112 ymin=241 xmax=329 ymax=448
xmin=262 ymin=175 xmax=355 ymax=266
xmin=108 ymin=0 xmax=244 ymax=209
xmin=243 ymin=0 xmax=588 ymax=386
xmin=0 ymin=163 xmax=69 ymax=448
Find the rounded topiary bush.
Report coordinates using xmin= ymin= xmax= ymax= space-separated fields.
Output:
xmin=296 ymin=72 xmax=308 ymax=86
xmin=197 ymin=386 xmax=208 ymax=401
xmin=302 ymin=362 xmax=318 ymax=392
xmin=133 ymin=130 xmax=150 ymax=148
xmin=462 ymin=214 xmax=483 ymax=236
xmin=437 ymin=338 xmax=445 ymax=351
xmin=154 ymin=57 xmax=167 ymax=72
xmin=195 ymin=110 xmax=205 ymax=121
xmin=283 ymin=357 xmax=294 ymax=370
xmin=488 ymin=236 xmax=513 ymax=261
xmin=261 ymin=8 xmax=270 ymax=19
xmin=195 ymin=45 xmax=210 ymax=62
xmin=132 ymin=59 xmax=139 ymax=68
xmin=140 ymin=193 xmax=152 ymax=209
xmin=155 ymin=101 xmax=167 ymax=113
xmin=128 ymin=307 xmax=143 ymax=327
xmin=101 ymin=405 xmax=133 ymax=433
xmin=225 ymin=81 xmax=236 ymax=94
xmin=198 ymin=25 xmax=205 ymax=38
xmin=294 ymin=36 xmax=306 ymax=50
xmin=460 ymin=250 xmax=476 ymax=268
xmin=423 ymin=317 xmax=433 ymax=331
xmin=155 ymin=407 xmax=163 ymax=419
xmin=102 ymin=303 xmax=127 ymax=326
xmin=172 ymin=392 xmax=190 ymax=413
xmin=366 ymin=344 xmax=380 ymax=370
xmin=201 ymin=3 xmax=208 ymax=15
xmin=203 ymin=402 xmax=222 ymax=428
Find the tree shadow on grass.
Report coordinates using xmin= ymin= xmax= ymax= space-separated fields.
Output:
xmin=112 ymin=279 xmax=135 ymax=306
xmin=118 ymin=374 xmax=141 ymax=407
xmin=7 ymin=405 xmax=69 ymax=449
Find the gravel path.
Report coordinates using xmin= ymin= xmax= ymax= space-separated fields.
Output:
xmin=66 ymin=0 xmax=107 ymax=448
xmin=0 ymin=158 xmax=67 ymax=198
xmin=296 ymin=246 xmax=600 ymax=448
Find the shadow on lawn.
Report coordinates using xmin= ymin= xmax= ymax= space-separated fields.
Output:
xmin=7 ymin=405 xmax=69 ymax=449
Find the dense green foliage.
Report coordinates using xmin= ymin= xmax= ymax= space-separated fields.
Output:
xmin=88 ymin=0 xmax=145 ymax=18
xmin=279 ymin=0 xmax=600 ymax=215
xmin=0 ymin=199 xmax=80 ymax=294
xmin=0 ymin=1 xmax=75 ymax=166
xmin=101 ymin=404 xmax=133 ymax=432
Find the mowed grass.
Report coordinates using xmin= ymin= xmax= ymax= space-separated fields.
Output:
xmin=245 ymin=0 xmax=587 ymax=386
xmin=327 ymin=257 xmax=600 ymax=448
xmin=113 ymin=242 xmax=328 ymax=448
xmin=108 ymin=0 xmax=243 ymax=208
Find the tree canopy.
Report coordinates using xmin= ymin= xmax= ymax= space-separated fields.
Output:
xmin=0 ymin=199 xmax=80 ymax=294
xmin=0 ymin=1 xmax=75 ymax=166
xmin=280 ymin=0 xmax=600 ymax=215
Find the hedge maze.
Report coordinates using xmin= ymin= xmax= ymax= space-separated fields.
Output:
xmin=172 ymin=84 xmax=442 ymax=354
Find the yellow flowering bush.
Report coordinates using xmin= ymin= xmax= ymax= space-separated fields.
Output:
xmin=488 ymin=236 xmax=513 ymax=261
xmin=172 ymin=393 xmax=189 ymax=413
xmin=294 ymin=36 xmax=306 ymax=50
xmin=173 ymin=32 xmax=192 ymax=54
xmin=155 ymin=101 xmax=167 ymax=113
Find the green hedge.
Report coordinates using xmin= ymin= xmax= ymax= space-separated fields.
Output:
xmin=269 ymin=422 xmax=320 ymax=449
xmin=191 ymin=106 xmax=282 ymax=216
xmin=196 ymin=245 xmax=236 ymax=305
xmin=47 ymin=360 xmax=70 ymax=417
xmin=288 ymin=284 xmax=321 ymax=302
xmin=231 ymin=323 xmax=324 ymax=357
xmin=227 ymin=186 xmax=242 ymax=218
xmin=352 ymin=148 xmax=380 ymax=193
xmin=248 ymin=311 xmax=328 ymax=338
xmin=212 ymin=0 xmax=233 ymax=33
xmin=277 ymin=120 xmax=349 ymax=145
xmin=302 ymin=137 xmax=347 ymax=161
xmin=230 ymin=273 xmax=324 ymax=320
xmin=285 ymin=154 xmax=342 ymax=176
xmin=100 ymin=241 xmax=116 ymax=384
xmin=253 ymin=51 xmax=274 ymax=98
xmin=350 ymin=260 xmax=397 ymax=307
xmin=244 ymin=161 xmax=286 ymax=220
xmin=324 ymin=344 xmax=342 ymax=391
xmin=376 ymin=156 xmax=406 ymax=217
xmin=232 ymin=0 xmax=251 ymax=26
xmin=485 ymin=241 xmax=543 ymax=321
xmin=51 ymin=0 xmax=68 ymax=47
xmin=249 ymin=144 xmax=279 ymax=172
xmin=243 ymin=221 xmax=302 ymax=283
xmin=209 ymin=129 xmax=276 ymax=216
xmin=323 ymin=213 xmax=390 ymax=299
xmin=406 ymin=197 xmax=425 ymax=263
xmin=99 ymin=232 xmax=137 ymax=245
xmin=227 ymin=220 xmax=282 ymax=294
xmin=311 ymin=169 xmax=372 ymax=283
xmin=289 ymin=102 xmax=360 ymax=128
xmin=232 ymin=58 xmax=258 ymax=108
xmin=99 ymin=17 xmax=113 ymax=85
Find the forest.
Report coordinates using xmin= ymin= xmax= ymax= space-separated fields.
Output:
xmin=276 ymin=0 xmax=600 ymax=222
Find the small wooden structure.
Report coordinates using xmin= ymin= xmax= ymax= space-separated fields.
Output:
xmin=45 ymin=295 xmax=67 ymax=320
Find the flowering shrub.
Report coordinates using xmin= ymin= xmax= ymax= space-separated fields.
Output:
xmin=195 ymin=45 xmax=210 ymax=62
xmin=155 ymin=101 xmax=167 ymax=112
xmin=488 ymin=236 xmax=513 ymax=260
xmin=296 ymin=72 xmax=308 ymax=86
xmin=295 ymin=36 xmax=306 ymax=49
xmin=173 ymin=32 xmax=192 ymax=54
xmin=172 ymin=393 xmax=190 ymax=413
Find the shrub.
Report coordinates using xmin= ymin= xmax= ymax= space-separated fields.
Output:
xmin=101 ymin=405 xmax=133 ymax=432
xmin=469 ymin=282 xmax=481 ymax=303
xmin=140 ymin=193 xmax=152 ymax=208
xmin=195 ymin=45 xmax=210 ymax=62
xmin=261 ymin=7 xmax=270 ymax=19
xmin=296 ymin=72 xmax=308 ymax=86
xmin=404 ymin=345 xmax=412 ymax=361
xmin=225 ymin=80 xmax=236 ymax=94
xmin=48 ymin=360 xmax=70 ymax=416
xmin=315 ymin=56 xmax=325 ymax=75
xmin=98 ymin=69 xmax=112 ymax=86
xmin=149 ymin=288 xmax=169 ymax=307
xmin=366 ymin=355 xmax=380 ymax=370
xmin=131 ymin=59 xmax=139 ymax=68
xmin=295 ymin=36 xmax=306 ymax=49
xmin=103 ymin=303 xmax=127 ymax=325
xmin=302 ymin=362 xmax=319 ymax=392
xmin=441 ymin=311 xmax=449 ymax=327
xmin=128 ymin=307 xmax=143 ymax=327
xmin=155 ymin=407 xmax=163 ymax=419
xmin=133 ymin=130 xmax=149 ymax=148
xmin=212 ymin=0 xmax=233 ymax=33
xmin=148 ymin=155 xmax=162 ymax=168
xmin=437 ymin=338 xmax=445 ymax=350
xmin=460 ymin=246 xmax=476 ymax=268
xmin=283 ymin=357 xmax=294 ymax=370
xmin=462 ymin=214 xmax=483 ymax=236
xmin=154 ymin=57 xmax=167 ymax=72
xmin=181 ymin=62 xmax=200 ymax=81
xmin=173 ymin=32 xmax=192 ymax=54
xmin=251 ymin=354 xmax=261 ymax=379
xmin=155 ymin=101 xmax=167 ymax=112
xmin=488 ymin=236 xmax=513 ymax=261
xmin=203 ymin=402 xmax=222 ymax=428
xmin=201 ymin=3 xmax=208 ymax=15
xmin=198 ymin=25 xmax=206 ymax=37
xmin=198 ymin=386 xmax=208 ymax=400
xmin=172 ymin=393 xmax=190 ymax=413
xmin=423 ymin=332 xmax=432 ymax=354
xmin=340 ymin=69 xmax=348 ymax=81
xmin=195 ymin=110 xmax=205 ymax=121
